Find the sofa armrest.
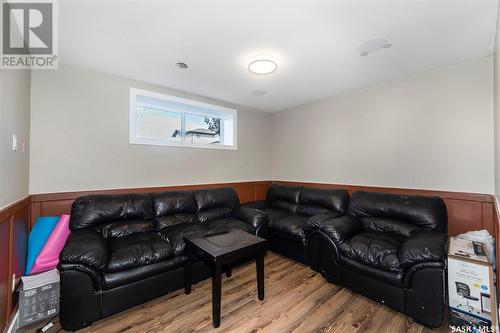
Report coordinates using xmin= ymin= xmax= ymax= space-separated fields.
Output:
xmin=59 ymin=230 xmax=109 ymax=271
xmin=242 ymin=200 xmax=269 ymax=210
xmin=303 ymin=211 xmax=344 ymax=233
xmin=399 ymin=230 xmax=447 ymax=268
xmin=233 ymin=206 xmax=268 ymax=229
xmin=318 ymin=216 xmax=363 ymax=245
xmin=57 ymin=263 xmax=103 ymax=290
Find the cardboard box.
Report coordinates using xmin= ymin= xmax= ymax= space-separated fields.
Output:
xmin=18 ymin=269 xmax=60 ymax=327
xmin=448 ymin=237 xmax=497 ymax=332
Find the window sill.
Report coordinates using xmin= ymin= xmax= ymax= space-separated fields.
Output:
xmin=129 ymin=138 xmax=237 ymax=151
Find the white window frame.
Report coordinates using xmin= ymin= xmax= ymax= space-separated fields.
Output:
xmin=129 ymin=88 xmax=237 ymax=150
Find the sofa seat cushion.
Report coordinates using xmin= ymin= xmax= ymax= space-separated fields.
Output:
xmin=339 ymin=231 xmax=404 ymax=272
xmin=341 ymin=257 xmax=404 ymax=287
xmin=204 ymin=218 xmax=255 ymax=234
xmin=160 ymin=223 xmax=210 ymax=255
xmin=269 ymin=215 xmax=308 ymax=239
xmin=103 ymin=255 xmax=188 ymax=290
xmin=262 ymin=208 xmax=293 ymax=223
xmin=107 ymin=232 xmax=172 ymax=272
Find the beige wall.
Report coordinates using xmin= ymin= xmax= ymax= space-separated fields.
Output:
xmin=272 ymin=57 xmax=494 ymax=194
xmin=0 ymin=70 xmax=31 ymax=209
xmin=29 ymin=64 xmax=273 ymax=194
xmin=29 ymin=57 xmax=496 ymax=195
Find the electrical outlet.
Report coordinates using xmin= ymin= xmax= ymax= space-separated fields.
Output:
xmin=11 ymin=274 xmax=16 ymax=292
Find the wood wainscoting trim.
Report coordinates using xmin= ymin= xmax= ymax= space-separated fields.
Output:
xmin=272 ymin=180 xmax=493 ymax=203
xmin=0 ymin=196 xmax=30 ymax=222
xmin=0 ymin=196 xmax=30 ymax=332
xmin=493 ymin=196 xmax=500 ymax=303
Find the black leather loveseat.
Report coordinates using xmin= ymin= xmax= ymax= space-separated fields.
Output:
xmin=58 ymin=187 xmax=267 ymax=331
xmin=306 ymin=191 xmax=447 ymax=328
xmin=244 ymin=184 xmax=349 ymax=263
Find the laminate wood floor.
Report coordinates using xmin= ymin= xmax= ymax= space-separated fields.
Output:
xmin=57 ymin=253 xmax=450 ymax=333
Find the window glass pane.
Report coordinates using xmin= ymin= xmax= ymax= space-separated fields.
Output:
xmin=136 ymin=107 xmax=182 ymax=141
xmin=131 ymin=89 xmax=236 ymax=148
xmin=185 ymin=113 xmax=221 ymax=144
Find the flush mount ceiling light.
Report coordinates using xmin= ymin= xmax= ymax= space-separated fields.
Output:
xmin=175 ymin=62 xmax=189 ymax=69
xmin=358 ymin=38 xmax=392 ymax=56
xmin=248 ymin=56 xmax=277 ymax=75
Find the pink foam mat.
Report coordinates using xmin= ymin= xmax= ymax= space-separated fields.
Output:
xmin=30 ymin=214 xmax=71 ymax=274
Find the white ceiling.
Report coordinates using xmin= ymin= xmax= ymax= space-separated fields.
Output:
xmin=59 ymin=0 xmax=499 ymax=112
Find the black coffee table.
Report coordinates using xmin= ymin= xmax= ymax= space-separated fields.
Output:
xmin=184 ymin=229 xmax=267 ymax=328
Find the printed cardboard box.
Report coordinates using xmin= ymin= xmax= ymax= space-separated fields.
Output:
xmin=448 ymin=237 xmax=497 ymax=332
xmin=18 ymin=269 xmax=59 ymax=327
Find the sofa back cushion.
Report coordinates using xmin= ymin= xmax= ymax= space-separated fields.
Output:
xmin=194 ymin=187 xmax=240 ymax=223
xmin=348 ymin=191 xmax=447 ymax=233
xmin=70 ymin=194 xmax=154 ymax=235
xmin=361 ymin=217 xmax=422 ymax=237
xmin=152 ymin=191 xmax=198 ymax=230
xmin=99 ymin=219 xmax=155 ymax=239
xmin=266 ymin=184 xmax=302 ymax=214
xmin=296 ymin=187 xmax=349 ymax=216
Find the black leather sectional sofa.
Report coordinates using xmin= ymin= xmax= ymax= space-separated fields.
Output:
xmin=58 ymin=187 xmax=267 ymax=331
xmin=58 ymin=184 xmax=447 ymax=330
xmin=244 ymin=185 xmax=349 ymax=263
xmin=247 ymin=184 xmax=448 ymax=328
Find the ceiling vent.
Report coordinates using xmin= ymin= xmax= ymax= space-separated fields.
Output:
xmin=358 ymin=38 xmax=392 ymax=56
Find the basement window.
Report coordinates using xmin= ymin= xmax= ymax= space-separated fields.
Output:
xmin=129 ymin=88 xmax=237 ymax=149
